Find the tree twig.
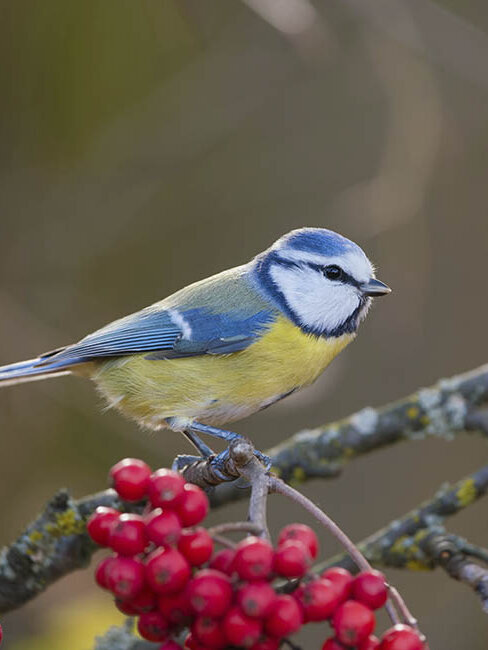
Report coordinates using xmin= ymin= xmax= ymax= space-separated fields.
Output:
xmin=422 ymin=533 xmax=488 ymax=613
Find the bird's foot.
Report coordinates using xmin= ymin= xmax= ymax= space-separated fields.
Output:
xmin=253 ymin=449 xmax=272 ymax=472
xmin=171 ymin=420 xmax=272 ymax=481
xmin=172 ymin=446 xmax=271 ymax=481
xmin=210 ymin=445 xmax=271 ymax=478
xmin=172 ymin=454 xmax=204 ymax=472
xmin=171 ymin=451 xmax=233 ymax=482
xmin=187 ymin=421 xmax=272 ymax=471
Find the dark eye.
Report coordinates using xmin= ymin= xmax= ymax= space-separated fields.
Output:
xmin=323 ymin=264 xmax=343 ymax=281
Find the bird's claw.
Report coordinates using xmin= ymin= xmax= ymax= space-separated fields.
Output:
xmin=172 ymin=443 xmax=271 ymax=481
xmin=254 ymin=449 xmax=272 ymax=471
xmin=209 ymin=449 xmax=234 ymax=481
xmin=172 ymin=454 xmax=203 ymax=471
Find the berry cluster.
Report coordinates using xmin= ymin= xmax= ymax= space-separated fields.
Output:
xmin=88 ymin=458 xmax=425 ymax=650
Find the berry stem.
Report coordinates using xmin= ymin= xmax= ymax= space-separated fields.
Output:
xmin=268 ymin=476 xmax=409 ymax=627
xmin=248 ymin=470 xmax=270 ymax=540
xmin=269 ymin=476 xmax=370 ymax=570
xmin=208 ymin=522 xmax=264 ymax=536
xmin=229 ymin=439 xmax=271 ymax=540
xmin=211 ymin=533 xmax=236 ymax=548
xmin=388 ymin=584 xmax=421 ymax=631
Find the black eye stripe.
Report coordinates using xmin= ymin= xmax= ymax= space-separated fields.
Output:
xmin=306 ymin=262 xmax=360 ymax=288
xmin=272 ymin=255 xmax=361 ymax=289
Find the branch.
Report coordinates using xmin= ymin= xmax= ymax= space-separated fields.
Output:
xmin=1 ymin=364 xmax=487 ymax=615
xmin=422 ymin=533 xmax=488 ymax=614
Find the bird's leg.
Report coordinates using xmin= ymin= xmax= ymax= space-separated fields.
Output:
xmin=187 ymin=421 xmax=272 ymax=472
xmin=183 ymin=430 xmax=215 ymax=457
xmin=172 ymin=430 xmax=215 ymax=472
xmin=168 ymin=419 xmax=271 ymax=478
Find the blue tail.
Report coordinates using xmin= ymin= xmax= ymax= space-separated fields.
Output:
xmin=0 ymin=356 xmax=74 ymax=386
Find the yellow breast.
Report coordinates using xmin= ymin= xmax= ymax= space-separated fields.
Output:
xmin=240 ymin=316 xmax=354 ymax=394
xmin=92 ymin=316 xmax=355 ymax=428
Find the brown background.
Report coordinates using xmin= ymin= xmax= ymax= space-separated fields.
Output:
xmin=0 ymin=1 xmax=487 ymax=648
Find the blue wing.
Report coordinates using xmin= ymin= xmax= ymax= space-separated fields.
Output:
xmin=0 ymin=262 xmax=279 ymax=385
xmin=34 ymin=306 xmax=275 ymax=368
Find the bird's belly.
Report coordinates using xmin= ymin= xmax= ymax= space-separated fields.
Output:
xmin=92 ymin=317 xmax=354 ymax=428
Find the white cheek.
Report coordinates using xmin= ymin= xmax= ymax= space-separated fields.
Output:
xmin=270 ymin=265 xmax=361 ymax=333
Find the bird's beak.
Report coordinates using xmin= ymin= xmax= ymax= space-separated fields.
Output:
xmin=361 ymin=278 xmax=391 ymax=297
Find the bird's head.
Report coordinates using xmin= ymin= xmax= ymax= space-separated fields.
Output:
xmin=250 ymin=227 xmax=391 ymax=337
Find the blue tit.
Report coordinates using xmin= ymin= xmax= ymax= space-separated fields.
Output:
xmin=0 ymin=228 xmax=390 ymax=466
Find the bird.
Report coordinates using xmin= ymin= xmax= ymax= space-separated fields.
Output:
xmin=0 ymin=227 xmax=390 ymax=472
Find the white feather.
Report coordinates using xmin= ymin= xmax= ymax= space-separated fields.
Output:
xmin=168 ymin=308 xmax=192 ymax=340
xmin=270 ymin=263 xmax=362 ymax=333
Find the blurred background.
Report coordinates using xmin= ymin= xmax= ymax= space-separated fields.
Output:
xmin=0 ymin=0 xmax=487 ymax=648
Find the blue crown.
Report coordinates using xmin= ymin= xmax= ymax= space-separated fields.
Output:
xmin=278 ymin=227 xmax=359 ymax=257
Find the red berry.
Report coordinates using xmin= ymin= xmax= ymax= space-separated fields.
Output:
xmin=188 ymin=569 xmax=233 ymax=617
xmin=145 ymin=547 xmax=191 ymax=594
xmin=322 ymin=639 xmax=346 ymax=650
xmin=87 ymin=507 xmax=119 ymax=546
xmin=273 ymin=540 xmax=311 ymax=578
xmin=106 ymin=556 xmax=145 ymax=599
xmin=0 ymin=624 xmax=3 ymax=645
xmin=137 ymin=611 xmax=169 ymax=642
xmin=234 ymin=537 xmax=274 ymax=581
xmin=264 ymin=594 xmax=303 ymax=638
xmin=209 ymin=548 xmax=236 ymax=575
xmin=380 ymin=625 xmax=424 ymax=650
xmin=250 ymin=637 xmax=280 ymax=650
xmin=295 ymin=578 xmax=340 ymax=621
xmin=184 ymin=633 xmax=209 ymax=650
xmin=333 ymin=601 xmax=375 ymax=647
xmin=108 ymin=513 xmax=148 ymax=556
xmin=192 ymin=616 xmax=227 ymax=649
xmin=159 ymin=642 xmax=183 ymax=650
xmin=146 ymin=508 xmax=183 ymax=546
xmin=277 ymin=523 xmax=319 ymax=559
xmin=179 ymin=528 xmax=214 ymax=566
xmin=224 ymin=606 xmax=262 ymax=648
xmin=321 ymin=567 xmax=354 ymax=603
xmin=95 ymin=556 xmax=116 ymax=590
xmin=109 ymin=458 xmax=151 ymax=501
xmin=158 ymin=587 xmax=193 ymax=626
xmin=177 ymin=484 xmax=209 ymax=527
xmin=353 ymin=571 xmax=388 ymax=610
xmin=115 ymin=598 xmax=139 ymax=615
xmin=116 ymin=587 xmax=157 ymax=615
xmin=359 ymin=636 xmax=380 ymax=649
xmin=149 ymin=469 xmax=186 ymax=509
xmin=237 ymin=581 xmax=277 ymax=619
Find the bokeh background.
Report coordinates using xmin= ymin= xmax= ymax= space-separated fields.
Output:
xmin=0 ymin=1 xmax=487 ymax=648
